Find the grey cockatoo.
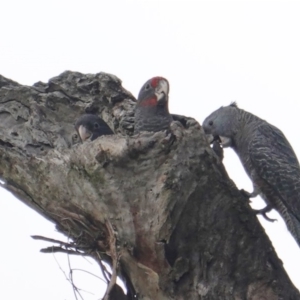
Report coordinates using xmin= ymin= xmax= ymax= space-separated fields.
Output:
xmin=75 ymin=114 xmax=113 ymax=142
xmin=134 ymin=77 xmax=173 ymax=134
xmin=202 ymin=103 xmax=300 ymax=247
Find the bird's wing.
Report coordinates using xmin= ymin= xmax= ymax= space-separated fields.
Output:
xmin=249 ymin=123 xmax=300 ymax=222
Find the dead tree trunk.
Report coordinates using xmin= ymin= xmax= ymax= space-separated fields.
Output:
xmin=0 ymin=72 xmax=299 ymax=300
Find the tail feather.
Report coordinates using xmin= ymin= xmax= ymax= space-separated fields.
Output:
xmin=283 ymin=210 xmax=300 ymax=247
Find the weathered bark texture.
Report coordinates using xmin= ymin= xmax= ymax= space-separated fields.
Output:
xmin=0 ymin=72 xmax=299 ymax=300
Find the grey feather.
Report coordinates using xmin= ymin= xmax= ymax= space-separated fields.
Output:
xmin=203 ymin=105 xmax=300 ymax=246
xmin=134 ymin=77 xmax=172 ymax=134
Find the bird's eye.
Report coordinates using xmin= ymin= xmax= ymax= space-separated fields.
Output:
xmin=94 ymin=122 xmax=99 ymax=129
xmin=145 ymin=84 xmax=150 ymax=90
xmin=208 ymin=120 xmax=213 ymax=126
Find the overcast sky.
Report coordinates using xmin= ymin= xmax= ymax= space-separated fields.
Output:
xmin=1 ymin=0 xmax=300 ymax=299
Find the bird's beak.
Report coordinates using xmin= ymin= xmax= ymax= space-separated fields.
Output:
xmin=78 ymin=125 xmax=91 ymax=142
xmin=155 ymin=79 xmax=169 ymax=103
xmin=205 ymin=134 xmax=215 ymax=144
xmin=219 ymin=136 xmax=232 ymax=147
xmin=205 ymin=133 xmax=232 ymax=148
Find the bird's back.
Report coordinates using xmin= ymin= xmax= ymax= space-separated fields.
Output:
xmin=238 ymin=118 xmax=300 ymax=246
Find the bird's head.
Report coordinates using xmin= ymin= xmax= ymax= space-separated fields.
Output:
xmin=202 ymin=103 xmax=240 ymax=147
xmin=137 ymin=77 xmax=169 ymax=108
xmin=75 ymin=114 xmax=113 ymax=142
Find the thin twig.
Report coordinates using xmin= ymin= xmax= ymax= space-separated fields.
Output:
xmin=102 ymin=221 xmax=119 ymax=300
xmin=52 ymin=251 xmax=71 ymax=283
xmin=62 ymin=224 xmax=91 ymax=300
xmin=67 ymin=254 xmax=80 ymax=300
xmin=31 ymin=235 xmax=91 ymax=251
xmin=96 ymin=251 xmax=111 ymax=283
xmin=40 ymin=246 xmax=88 ymax=255
xmin=31 ymin=235 xmax=71 ymax=246
xmin=52 ymin=251 xmax=92 ymax=297
xmin=72 ymin=268 xmax=107 ymax=283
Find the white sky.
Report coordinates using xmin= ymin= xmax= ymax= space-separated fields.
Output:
xmin=1 ymin=0 xmax=300 ymax=299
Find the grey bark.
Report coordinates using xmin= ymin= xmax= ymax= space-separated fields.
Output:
xmin=0 ymin=71 xmax=299 ymax=300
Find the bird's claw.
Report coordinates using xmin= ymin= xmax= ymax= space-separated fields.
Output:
xmin=261 ymin=213 xmax=277 ymax=222
xmin=253 ymin=206 xmax=277 ymax=223
xmin=240 ymin=189 xmax=253 ymax=199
